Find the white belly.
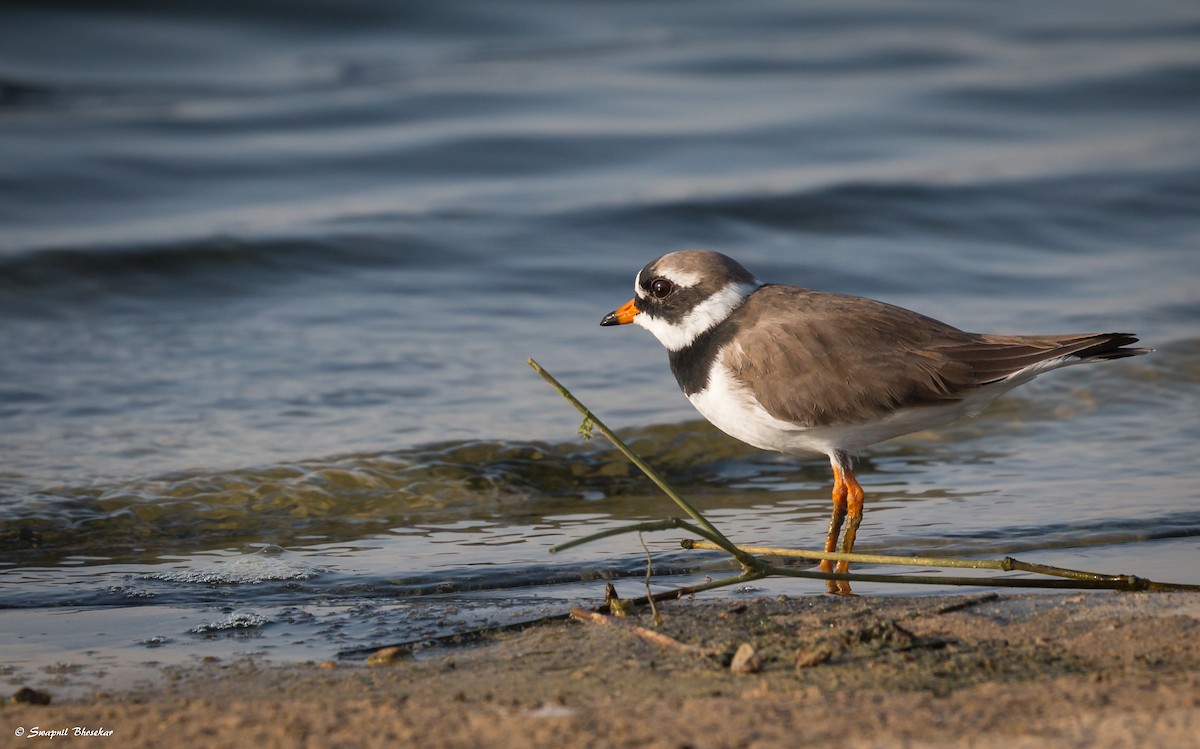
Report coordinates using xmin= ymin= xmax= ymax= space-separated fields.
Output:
xmin=686 ymin=358 xmax=1005 ymax=459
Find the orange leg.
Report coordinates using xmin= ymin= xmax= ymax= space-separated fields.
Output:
xmin=820 ymin=468 xmax=849 ymax=594
xmin=821 ymin=458 xmax=865 ymax=595
xmin=832 ymin=465 xmax=865 ymax=595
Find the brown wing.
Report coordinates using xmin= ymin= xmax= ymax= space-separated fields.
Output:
xmin=722 ymin=287 xmax=978 ymax=428
xmin=721 ymin=286 xmax=1148 ymax=428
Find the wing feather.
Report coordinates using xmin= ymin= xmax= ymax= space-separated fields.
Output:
xmin=721 ymin=286 xmax=1147 ymax=428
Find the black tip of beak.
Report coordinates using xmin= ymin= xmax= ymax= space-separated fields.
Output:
xmin=599 ymin=311 xmax=620 ymax=327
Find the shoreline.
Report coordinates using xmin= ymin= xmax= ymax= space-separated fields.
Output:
xmin=6 ymin=591 xmax=1199 ymax=748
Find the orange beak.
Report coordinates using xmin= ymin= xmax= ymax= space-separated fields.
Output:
xmin=600 ymin=298 xmax=639 ymax=326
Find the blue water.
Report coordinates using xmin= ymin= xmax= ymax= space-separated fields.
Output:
xmin=2 ymin=0 xmax=1198 ymax=696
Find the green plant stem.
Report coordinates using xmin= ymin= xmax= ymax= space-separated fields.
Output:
xmin=528 ymin=358 xmax=756 ymax=569
xmin=551 ymin=518 xmax=730 ymax=556
xmin=610 ymin=570 xmax=766 ymax=611
xmin=752 ymin=562 xmax=1181 ymax=591
xmin=681 ymin=540 xmax=1173 ymax=585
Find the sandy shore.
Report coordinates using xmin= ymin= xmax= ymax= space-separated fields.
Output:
xmin=5 ymin=591 xmax=1199 ymax=748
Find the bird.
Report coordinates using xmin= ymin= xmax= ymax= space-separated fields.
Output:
xmin=600 ymin=250 xmax=1150 ymax=594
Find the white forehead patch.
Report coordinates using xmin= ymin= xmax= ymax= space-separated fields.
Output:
xmin=634 ymin=279 xmax=761 ymax=351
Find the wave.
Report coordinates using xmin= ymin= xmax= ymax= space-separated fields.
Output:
xmin=556 ymin=166 xmax=1200 ymax=245
xmin=0 ymin=427 xmax=759 ymax=567
xmin=934 ymin=62 xmax=1200 ymax=115
xmin=0 ymin=230 xmax=469 ymax=310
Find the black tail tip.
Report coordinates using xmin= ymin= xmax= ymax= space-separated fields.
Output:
xmin=1085 ymin=333 xmax=1152 ymax=361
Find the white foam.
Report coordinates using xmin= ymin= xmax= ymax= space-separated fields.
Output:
xmin=144 ymin=548 xmax=326 ymax=586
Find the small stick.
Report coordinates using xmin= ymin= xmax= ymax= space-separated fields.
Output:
xmin=682 ymin=540 xmax=1114 ymax=578
xmin=638 ymin=533 xmax=664 ymax=627
xmin=684 ymin=541 xmax=1200 ymax=592
xmin=552 ymin=517 xmax=732 ymax=557
xmin=570 ymin=608 xmax=718 ymax=656
xmin=337 ymin=572 xmax=760 ymax=661
xmin=752 ymin=561 xmax=1171 ymax=591
xmin=528 ymin=358 xmax=757 ymax=570
xmin=616 ymin=570 xmax=767 ymax=610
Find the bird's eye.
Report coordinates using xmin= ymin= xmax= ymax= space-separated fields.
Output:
xmin=650 ymin=278 xmax=674 ymax=299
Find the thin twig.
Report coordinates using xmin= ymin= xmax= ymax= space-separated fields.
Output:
xmin=551 ymin=517 xmax=732 ymax=557
xmin=638 ymin=532 xmax=663 ymax=627
xmin=528 ymin=358 xmax=757 ymax=570
xmin=683 ymin=540 xmax=1200 ymax=592
xmin=336 ymin=572 xmax=761 ymax=661
xmin=751 ymin=561 xmax=1179 ymax=591
xmin=621 ymin=571 xmax=766 ymax=607
xmin=570 ymin=608 xmax=717 ymax=656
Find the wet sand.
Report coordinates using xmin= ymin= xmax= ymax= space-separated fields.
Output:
xmin=6 ymin=592 xmax=1199 ymax=748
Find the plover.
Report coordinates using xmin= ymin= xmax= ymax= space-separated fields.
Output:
xmin=601 ymin=250 xmax=1149 ymax=593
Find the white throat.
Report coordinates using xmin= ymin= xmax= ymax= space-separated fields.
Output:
xmin=635 ymin=280 xmax=761 ymax=351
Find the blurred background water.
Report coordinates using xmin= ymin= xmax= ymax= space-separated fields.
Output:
xmin=1 ymin=0 xmax=1198 ymax=696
